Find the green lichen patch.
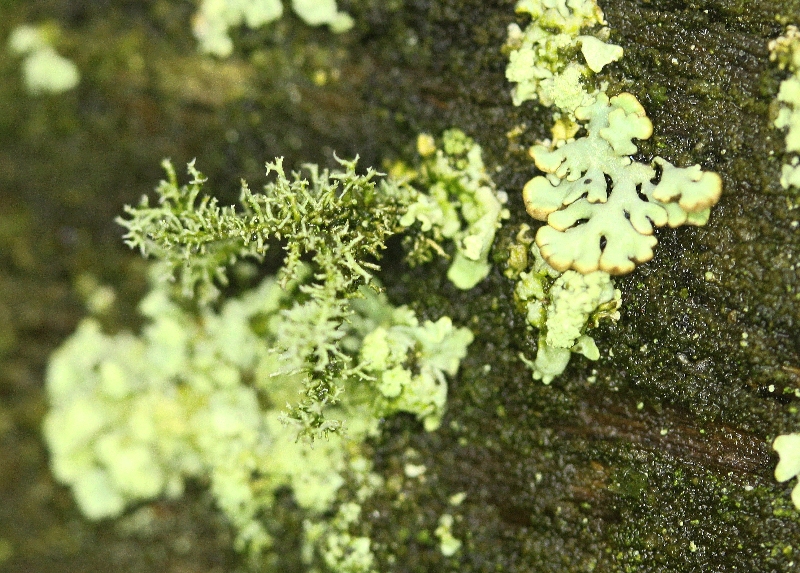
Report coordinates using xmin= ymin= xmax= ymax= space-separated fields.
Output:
xmin=512 ymin=227 xmax=620 ymax=383
xmin=774 ymin=433 xmax=800 ymax=508
xmin=770 ymin=25 xmax=800 ymax=193
xmin=523 ymin=92 xmax=722 ymax=276
xmin=505 ymin=0 xmax=621 ymax=111
xmin=193 ymin=0 xmax=353 ymax=57
xmin=44 ymin=259 xmax=472 ymax=560
xmin=399 ymin=129 xmax=509 ymax=290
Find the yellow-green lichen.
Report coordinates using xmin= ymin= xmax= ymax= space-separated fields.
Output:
xmin=769 ymin=26 xmax=800 ymax=193
xmin=523 ymin=93 xmax=722 ymax=275
xmin=505 ymin=0 xmax=621 ymax=112
xmin=435 ymin=513 xmax=462 ymax=557
xmin=514 ymin=237 xmax=620 ymax=383
xmin=193 ymin=0 xmax=353 ymax=57
xmin=399 ymin=129 xmax=509 ymax=290
xmin=8 ymin=23 xmax=79 ymax=95
xmin=45 ymin=151 xmax=474 ymax=561
xmin=774 ymin=433 xmax=800 ymax=509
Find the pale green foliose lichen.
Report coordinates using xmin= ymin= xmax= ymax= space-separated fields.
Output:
xmin=8 ymin=24 xmax=79 ymax=95
xmin=45 ymin=263 xmax=471 ymax=559
xmin=522 ymin=92 xmax=722 ymax=275
xmin=292 ymin=0 xmax=353 ymax=31
xmin=773 ymin=433 xmax=800 ymax=509
xmin=193 ymin=0 xmax=353 ymax=57
xmin=399 ymin=130 xmax=509 ymax=289
xmin=506 ymin=1 xmax=721 ymax=276
xmin=435 ymin=513 xmax=463 ymax=557
xmin=769 ymin=25 xmax=800 ymax=193
xmin=514 ymin=237 xmax=620 ymax=383
xmin=358 ymin=305 xmax=474 ymax=431
xmin=44 ymin=271 xmax=284 ymax=550
xmin=505 ymin=0 xmax=622 ymax=111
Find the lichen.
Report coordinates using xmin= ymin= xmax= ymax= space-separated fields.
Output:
xmin=769 ymin=25 xmax=800 ymax=193
xmin=506 ymin=0 xmax=721 ymax=277
xmin=774 ymin=433 xmax=800 ymax=509
xmin=45 ymin=150 xmax=474 ymax=562
xmin=513 ymin=228 xmax=620 ymax=383
xmin=116 ymin=156 xmax=416 ymax=438
xmin=304 ymin=498 xmax=378 ymax=573
xmin=503 ymin=0 xmax=720 ymax=390
xmin=193 ymin=0 xmax=353 ymax=57
xmin=44 ymin=271 xmax=289 ymax=543
xmin=399 ymin=129 xmax=509 ymax=289
xmin=44 ymin=262 xmax=471 ymax=558
xmin=434 ymin=513 xmax=462 ymax=557
xmin=8 ymin=23 xmax=79 ymax=95
xmin=357 ymin=302 xmax=474 ymax=431
xmin=523 ymin=92 xmax=722 ymax=275
xmin=505 ymin=0 xmax=621 ymax=113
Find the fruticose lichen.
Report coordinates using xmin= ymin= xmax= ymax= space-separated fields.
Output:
xmin=45 ymin=149 xmax=475 ymax=565
xmin=116 ymin=157 xmax=419 ymax=438
xmin=769 ymin=25 xmax=800 ymax=193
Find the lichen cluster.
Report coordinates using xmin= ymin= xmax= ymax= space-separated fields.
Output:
xmin=358 ymin=308 xmax=473 ymax=432
xmin=505 ymin=0 xmax=622 ymax=111
xmin=507 ymin=0 xmax=721 ymax=276
xmin=398 ymin=129 xmax=509 ymax=290
xmin=117 ymin=157 xmax=419 ymax=438
xmin=46 ymin=156 xmax=473 ymax=561
xmin=773 ymin=434 xmax=800 ymax=509
xmin=507 ymin=224 xmax=619 ymax=383
xmin=769 ymin=25 xmax=800 ymax=193
xmin=503 ymin=0 xmax=722 ymax=385
xmin=767 ymin=26 xmax=800 ymax=514
xmin=193 ymin=0 xmax=353 ymax=57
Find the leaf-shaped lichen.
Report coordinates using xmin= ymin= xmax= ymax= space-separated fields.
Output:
xmin=522 ymin=92 xmax=722 ymax=275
